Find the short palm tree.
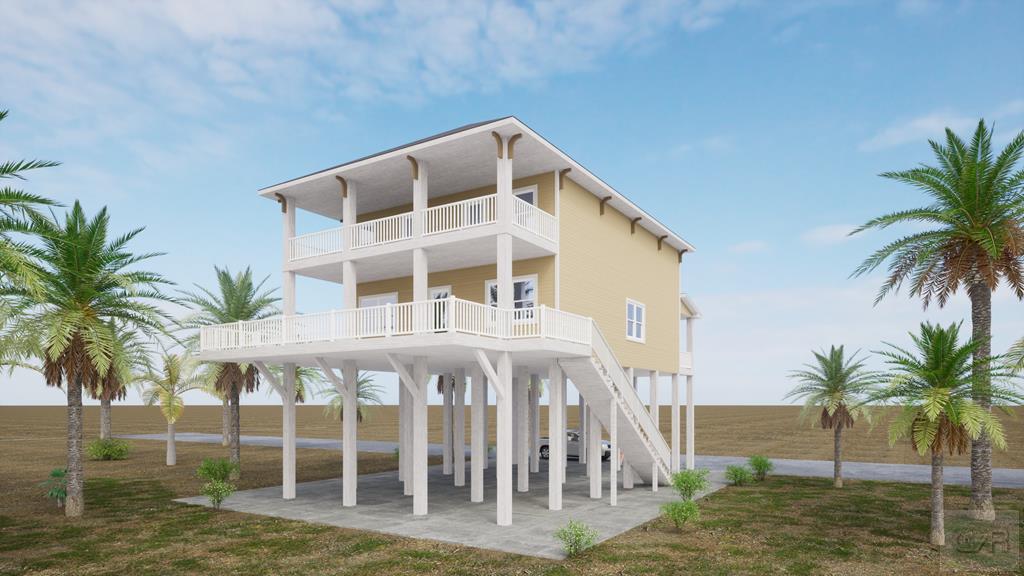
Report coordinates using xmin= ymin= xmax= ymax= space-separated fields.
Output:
xmin=0 ymin=109 xmax=60 ymax=293
xmin=870 ymin=322 xmax=1022 ymax=546
xmin=851 ymin=120 xmax=1024 ymax=518
xmin=0 ymin=202 xmax=172 ymax=517
xmin=179 ymin=267 xmax=278 ymax=474
xmin=267 ymin=364 xmax=320 ymax=404
xmin=139 ymin=350 xmax=205 ymax=466
xmin=93 ymin=324 xmax=151 ymax=440
xmin=1008 ymin=336 xmax=1024 ymax=374
xmin=785 ymin=345 xmax=877 ymax=487
xmin=320 ymin=371 xmax=384 ymax=423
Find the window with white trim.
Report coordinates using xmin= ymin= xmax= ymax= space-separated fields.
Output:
xmin=485 ymin=275 xmax=537 ymax=310
xmin=514 ymin=185 xmax=537 ymax=206
xmin=626 ymin=299 xmax=645 ymax=343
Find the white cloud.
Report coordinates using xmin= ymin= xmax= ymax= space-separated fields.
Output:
xmin=728 ymin=240 xmax=769 ymax=254
xmin=801 ymin=223 xmax=857 ymax=245
xmin=859 ymin=110 xmax=975 ymax=151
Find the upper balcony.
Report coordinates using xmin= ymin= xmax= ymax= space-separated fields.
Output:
xmin=288 ymin=193 xmax=557 ymax=263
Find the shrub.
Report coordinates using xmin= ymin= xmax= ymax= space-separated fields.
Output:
xmin=39 ymin=468 xmax=67 ymax=508
xmin=196 ymin=458 xmax=238 ymax=483
xmin=725 ymin=465 xmax=753 ymax=486
xmin=662 ymin=500 xmax=700 ymax=530
xmin=670 ymin=468 xmax=710 ymax=501
xmin=86 ymin=438 xmax=130 ymax=460
xmin=748 ymin=455 xmax=774 ymax=481
xmin=202 ymin=479 xmax=235 ymax=509
xmin=554 ymin=519 xmax=598 ymax=557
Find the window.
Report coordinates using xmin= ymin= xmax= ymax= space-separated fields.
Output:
xmin=429 ymin=286 xmax=452 ymax=300
xmin=430 ymin=286 xmax=452 ymax=329
xmin=626 ymin=299 xmax=645 ymax=343
xmin=358 ymin=292 xmax=398 ymax=335
xmin=485 ymin=275 xmax=537 ymax=313
xmin=514 ymin=185 xmax=537 ymax=206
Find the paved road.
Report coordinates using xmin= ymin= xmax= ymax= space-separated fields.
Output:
xmin=121 ymin=432 xmax=1024 ymax=488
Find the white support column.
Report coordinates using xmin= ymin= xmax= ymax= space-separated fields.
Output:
xmin=442 ymin=374 xmax=453 ymax=476
xmin=454 ymin=368 xmax=466 ymax=487
xmin=470 ymin=365 xmax=484 ymax=502
xmin=578 ymin=394 xmax=587 ymax=466
xmin=650 ymin=369 xmax=659 ymax=492
xmin=548 ymin=362 xmax=564 ymax=510
xmin=412 ymin=357 xmax=429 ymax=515
xmin=588 ymin=404 xmax=601 ymax=499
xmin=623 ymin=368 xmax=637 ymax=489
xmin=401 ymin=371 xmax=413 ymax=495
xmin=341 ymin=178 xmax=357 ymax=250
xmin=342 ymin=360 xmax=358 ymax=506
xmin=411 ymin=157 xmax=428 ymax=237
xmin=282 ymin=365 xmax=296 ymax=500
xmin=516 ymin=367 xmax=529 ymax=492
xmin=609 ymin=398 xmax=617 ymax=506
xmin=530 ymin=374 xmax=540 ymax=473
xmin=671 ymin=373 xmax=680 ymax=474
xmin=343 ymin=261 xmax=357 ymax=310
xmin=495 ymin=351 xmax=513 ymax=526
xmin=686 ymin=317 xmax=695 ymax=471
xmin=483 ymin=386 xmax=490 ymax=470
xmin=413 ymin=248 xmax=428 ymax=301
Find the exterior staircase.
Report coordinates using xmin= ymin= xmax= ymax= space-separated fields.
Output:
xmin=559 ymin=323 xmax=672 ymax=484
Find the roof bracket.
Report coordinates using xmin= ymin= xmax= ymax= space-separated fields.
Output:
xmin=657 ymin=235 xmax=668 ymax=250
xmin=335 ymin=175 xmax=348 ymax=198
xmin=599 ymin=195 xmax=612 ymax=215
xmin=558 ymin=168 xmax=571 ymax=190
xmin=407 ymin=156 xmax=419 ymax=180
xmin=678 ymin=248 xmax=687 ymax=263
xmin=630 ymin=217 xmax=642 ymax=234
xmin=274 ymin=193 xmax=287 ymax=214
xmin=491 ymin=131 xmax=504 ymax=159
xmin=507 ymin=133 xmax=523 ymax=159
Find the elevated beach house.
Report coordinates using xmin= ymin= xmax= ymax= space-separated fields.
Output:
xmin=198 ymin=117 xmax=699 ymax=526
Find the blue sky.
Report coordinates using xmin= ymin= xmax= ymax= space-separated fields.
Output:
xmin=3 ymin=0 xmax=1023 ymax=406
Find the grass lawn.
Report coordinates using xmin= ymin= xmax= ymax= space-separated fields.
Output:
xmin=2 ymin=438 xmax=1023 ymax=575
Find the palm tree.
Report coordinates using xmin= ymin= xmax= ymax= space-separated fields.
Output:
xmin=139 ymin=350 xmax=205 ymax=465
xmin=1008 ymin=336 xmax=1024 ymax=374
xmin=0 ymin=202 xmax=172 ymax=517
xmin=267 ymin=364 xmax=320 ymax=404
xmin=784 ymin=346 xmax=877 ymax=487
xmin=0 ymin=109 xmax=60 ymax=293
xmin=870 ymin=322 xmax=1021 ymax=546
xmin=93 ymin=324 xmax=151 ymax=440
xmin=179 ymin=267 xmax=278 ymax=474
xmin=851 ymin=120 xmax=1024 ymax=518
xmin=320 ymin=371 xmax=384 ymax=423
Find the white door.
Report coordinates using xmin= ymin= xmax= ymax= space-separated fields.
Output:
xmin=358 ymin=292 xmax=398 ymax=335
xmin=430 ymin=286 xmax=452 ymax=329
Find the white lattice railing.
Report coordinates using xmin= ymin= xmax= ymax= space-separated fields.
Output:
xmin=199 ymin=297 xmax=592 ymax=352
xmin=513 ymin=197 xmax=558 ymax=242
xmin=289 ymin=228 xmax=344 ymax=261
xmin=423 ymin=194 xmax=497 ymax=235
xmin=345 ymin=212 xmax=414 ymax=249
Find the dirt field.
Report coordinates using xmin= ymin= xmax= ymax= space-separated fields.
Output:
xmin=5 ymin=403 xmax=1020 ymax=468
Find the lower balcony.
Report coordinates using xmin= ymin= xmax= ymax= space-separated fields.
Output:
xmin=199 ymin=297 xmax=591 ymax=356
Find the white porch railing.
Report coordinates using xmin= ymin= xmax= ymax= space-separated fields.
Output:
xmin=345 ymin=212 xmax=414 ymax=249
xmin=513 ymin=196 xmax=558 ymax=242
xmin=199 ymin=297 xmax=592 ymax=352
xmin=289 ymin=227 xmax=344 ymax=261
xmin=423 ymin=194 xmax=497 ymax=235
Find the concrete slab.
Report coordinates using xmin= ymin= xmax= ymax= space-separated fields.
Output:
xmin=176 ymin=459 xmax=725 ymax=559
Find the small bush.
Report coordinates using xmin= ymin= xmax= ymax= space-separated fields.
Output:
xmin=86 ymin=438 xmax=130 ymax=461
xmin=725 ymin=465 xmax=753 ymax=486
xmin=670 ymin=468 xmax=710 ymax=501
xmin=196 ymin=458 xmax=238 ymax=483
xmin=39 ymin=468 xmax=67 ymax=508
xmin=662 ymin=500 xmax=700 ymax=530
xmin=554 ymin=519 xmax=598 ymax=557
xmin=748 ymin=455 xmax=774 ymax=481
xmin=202 ymin=479 xmax=235 ymax=509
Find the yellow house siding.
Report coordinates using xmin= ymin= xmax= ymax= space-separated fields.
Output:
xmin=357 ymin=256 xmax=555 ymax=307
xmin=357 ymin=172 xmax=555 ymax=222
xmin=558 ymin=177 xmax=680 ymax=373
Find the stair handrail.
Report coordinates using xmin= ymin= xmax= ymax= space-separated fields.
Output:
xmin=588 ymin=321 xmax=672 ymax=478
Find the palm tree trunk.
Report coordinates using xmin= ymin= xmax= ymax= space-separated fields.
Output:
xmin=968 ymin=280 xmax=994 ymax=520
xmin=229 ymin=388 xmax=241 ymax=479
xmin=166 ymin=421 xmax=176 ymax=466
xmin=833 ymin=422 xmax=844 ymax=488
xmin=99 ymin=397 xmax=112 ymax=440
xmin=221 ymin=396 xmax=230 ymax=447
xmin=931 ymin=451 xmax=945 ymax=546
xmin=66 ymin=372 xmax=85 ymax=517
